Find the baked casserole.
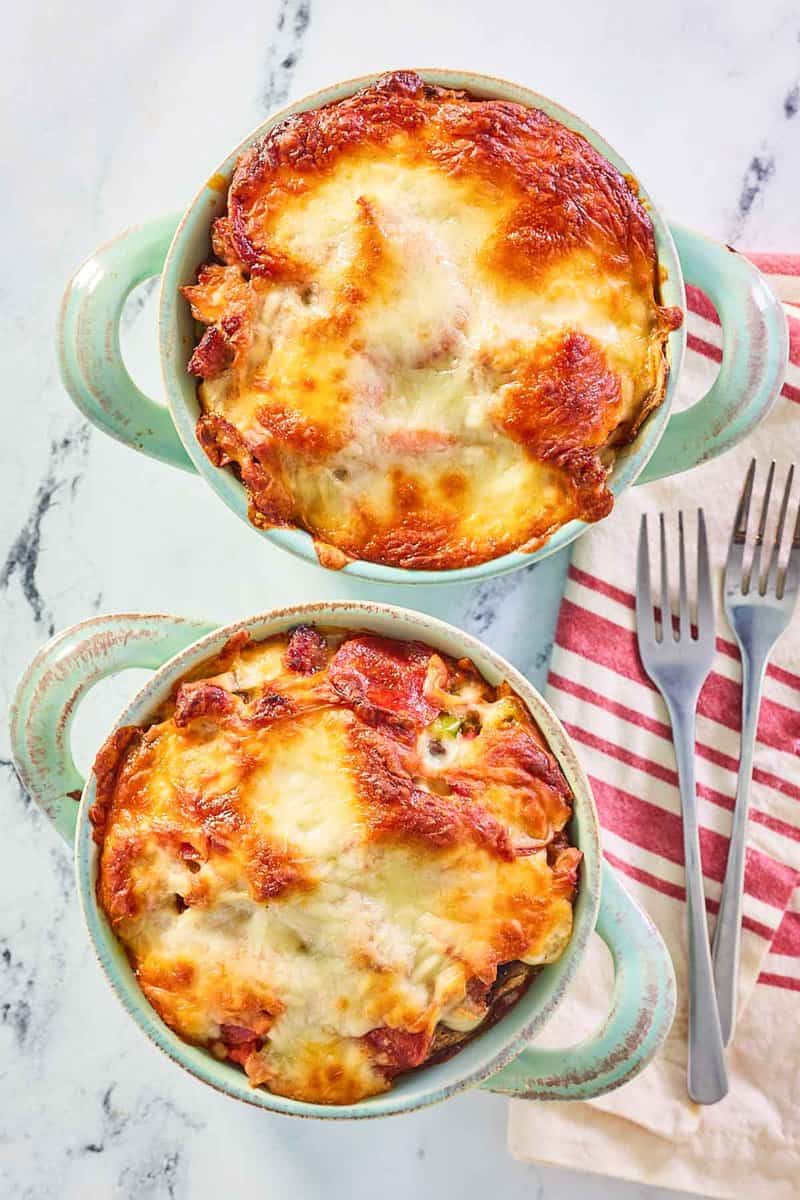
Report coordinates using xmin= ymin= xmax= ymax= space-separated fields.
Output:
xmin=183 ymin=70 xmax=682 ymax=570
xmin=91 ymin=625 xmax=581 ymax=1104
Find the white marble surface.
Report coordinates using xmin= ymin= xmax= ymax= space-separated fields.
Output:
xmin=2 ymin=2 xmax=798 ymax=1196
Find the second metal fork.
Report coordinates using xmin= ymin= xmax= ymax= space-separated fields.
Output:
xmin=636 ymin=510 xmax=728 ymax=1104
xmin=712 ymin=460 xmax=800 ymax=1045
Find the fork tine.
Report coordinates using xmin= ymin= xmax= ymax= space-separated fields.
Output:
xmin=677 ymin=511 xmax=690 ymax=638
xmin=659 ymin=512 xmax=671 ymax=642
xmin=726 ymin=458 xmax=756 ymax=594
xmin=763 ymin=464 xmax=794 ymax=595
xmin=747 ymin=460 xmax=775 ymax=593
xmin=697 ymin=508 xmax=714 ymax=643
xmin=781 ymin=481 xmax=800 ymax=600
xmin=635 ymin=515 xmax=656 ymax=648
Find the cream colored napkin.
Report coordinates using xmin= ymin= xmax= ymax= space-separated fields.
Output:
xmin=509 ymin=254 xmax=800 ymax=1198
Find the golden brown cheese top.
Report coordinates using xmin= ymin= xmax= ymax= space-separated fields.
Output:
xmin=184 ymin=72 xmax=681 ymax=570
xmin=91 ymin=626 xmax=581 ymax=1105
xmin=184 ymin=72 xmax=682 ymax=570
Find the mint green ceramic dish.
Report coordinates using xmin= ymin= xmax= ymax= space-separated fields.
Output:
xmin=10 ymin=601 xmax=675 ymax=1118
xmin=57 ymin=70 xmax=786 ymax=585
xmin=58 ymin=69 xmax=787 ymax=586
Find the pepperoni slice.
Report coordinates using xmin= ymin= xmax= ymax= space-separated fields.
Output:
xmin=187 ymin=325 xmax=233 ymax=378
xmin=329 ymin=635 xmax=439 ymax=734
xmin=173 ymin=682 xmax=235 ymax=727
xmin=249 ymin=690 xmax=296 ymax=727
xmin=283 ymin=625 xmax=328 ymax=675
xmin=363 ymin=1026 xmax=432 ymax=1076
xmin=220 ymin=1025 xmax=260 ymax=1065
xmin=220 ymin=1023 xmax=257 ymax=1045
xmin=552 ymin=847 xmax=582 ymax=895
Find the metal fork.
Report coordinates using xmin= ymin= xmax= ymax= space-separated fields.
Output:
xmin=712 ymin=460 xmax=800 ymax=1045
xmin=636 ymin=509 xmax=729 ymax=1104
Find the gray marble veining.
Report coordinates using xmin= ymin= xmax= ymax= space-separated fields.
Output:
xmin=2 ymin=2 xmax=797 ymax=1196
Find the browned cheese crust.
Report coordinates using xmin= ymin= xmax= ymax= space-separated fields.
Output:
xmin=183 ymin=71 xmax=682 ymax=569
xmin=91 ymin=627 xmax=581 ymax=1104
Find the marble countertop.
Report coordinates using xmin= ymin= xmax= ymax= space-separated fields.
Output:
xmin=2 ymin=1 xmax=797 ymax=1196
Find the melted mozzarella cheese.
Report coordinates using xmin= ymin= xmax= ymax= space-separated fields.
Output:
xmin=186 ymin=75 xmax=679 ymax=570
xmin=93 ymin=629 xmax=579 ymax=1104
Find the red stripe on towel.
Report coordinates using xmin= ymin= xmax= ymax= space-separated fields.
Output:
xmin=557 ymin=601 xmax=800 ymax=759
xmin=566 ymin=566 xmax=800 ymax=693
xmin=589 ymin=774 xmax=796 ymax=908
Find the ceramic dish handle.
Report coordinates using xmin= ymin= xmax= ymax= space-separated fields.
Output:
xmin=58 ymin=215 xmax=195 ymax=471
xmin=482 ymin=863 xmax=676 ymax=1099
xmin=637 ymin=225 xmax=788 ymax=485
xmin=9 ymin=614 xmax=216 ymax=844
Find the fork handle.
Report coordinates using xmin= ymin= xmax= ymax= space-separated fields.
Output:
xmin=667 ymin=698 xmax=729 ymax=1103
xmin=711 ymin=649 xmax=769 ymax=1045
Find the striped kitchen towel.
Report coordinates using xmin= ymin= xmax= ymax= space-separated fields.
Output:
xmin=509 ymin=253 xmax=800 ymax=1199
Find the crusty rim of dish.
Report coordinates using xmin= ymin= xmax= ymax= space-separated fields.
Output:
xmin=74 ymin=600 xmax=601 ymax=1118
xmin=158 ymin=68 xmax=687 ymax=585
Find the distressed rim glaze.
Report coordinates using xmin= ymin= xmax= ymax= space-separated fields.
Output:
xmin=157 ymin=68 xmax=687 ymax=585
xmin=69 ymin=602 xmax=602 ymax=1118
